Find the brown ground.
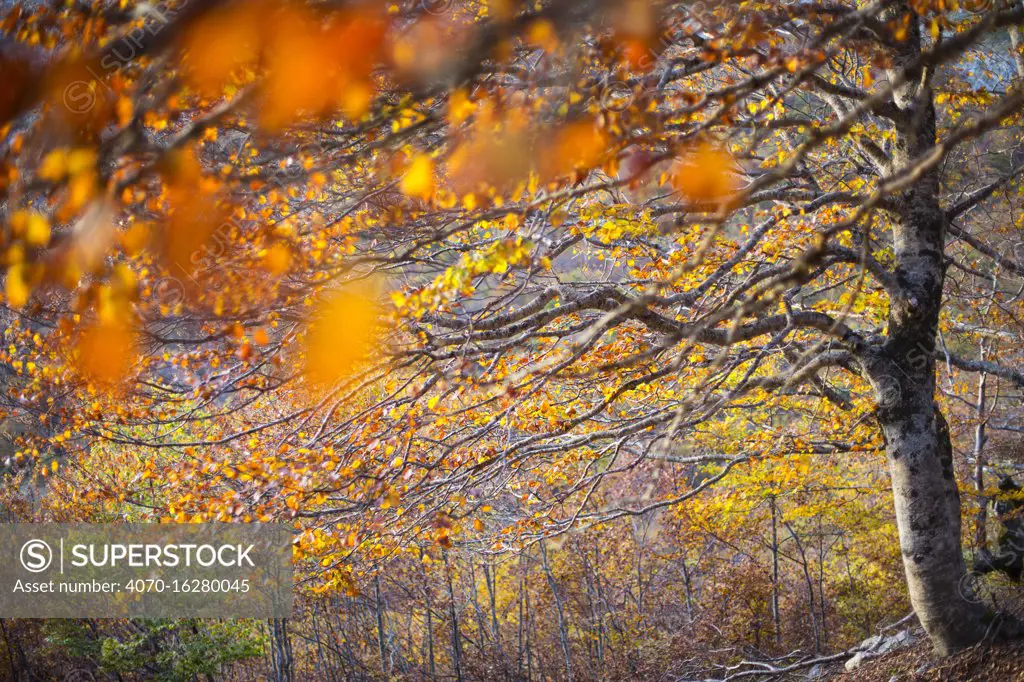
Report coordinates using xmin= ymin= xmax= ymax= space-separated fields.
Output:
xmin=832 ymin=638 xmax=1024 ymax=681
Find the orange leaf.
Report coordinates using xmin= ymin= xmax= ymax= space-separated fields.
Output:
xmin=181 ymin=4 xmax=261 ymax=96
xmin=672 ymin=143 xmax=739 ymax=208
xmin=302 ymin=284 xmax=380 ymax=387
xmin=263 ymin=242 xmax=293 ymax=275
xmin=77 ymin=320 xmax=137 ymax=385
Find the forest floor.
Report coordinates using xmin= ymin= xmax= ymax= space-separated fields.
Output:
xmin=832 ymin=638 xmax=1024 ymax=681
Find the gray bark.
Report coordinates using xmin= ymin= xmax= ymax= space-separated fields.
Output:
xmin=541 ymin=542 xmax=573 ymax=682
xmin=443 ymin=551 xmax=464 ymax=682
xmin=770 ymin=497 xmax=781 ymax=647
xmin=973 ymin=362 xmax=989 ymax=550
xmin=374 ymin=576 xmax=389 ymax=676
xmin=865 ymin=3 xmax=990 ymax=655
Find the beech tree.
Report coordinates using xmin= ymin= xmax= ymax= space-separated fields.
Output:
xmin=2 ymin=0 xmax=1024 ymax=674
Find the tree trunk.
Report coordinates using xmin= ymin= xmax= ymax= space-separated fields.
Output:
xmin=769 ymin=496 xmax=781 ymax=647
xmin=268 ymin=618 xmax=293 ymax=682
xmin=422 ymin=551 xmax=437 ymax=680
xmin=877 ymin=400 xmax=988 ymax=654
xmin=868 ymin=3 xmax=991 ymax=656
xmin=374 ymin=576 xmax=389 ymax=676
xmin=973 ymin=361 xmax=989 ymax=551
xmin=541 ymin=542 xmax=574 ymax=682
xmin=784 ymin=521 xmax=821 ymax=654
xmin=443 ymin=551 xmax=464 ymax=682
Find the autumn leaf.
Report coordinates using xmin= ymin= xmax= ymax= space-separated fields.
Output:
xmin=119 ymin=222 xmax=151 ymax=256
xmin=448 ymin=89 xmax=475 ymax=125
xmin=66 ymin=148 xmax=97 ymax=177
xmin=338 ymin=81 xmax=374 ymax=121
xmin=672 ymin=142 xmax=739 ymax=208
xmin=262 ymin=242 xmax=293 ymax=275
xmin=302 ymin=283 xmax=381 ymax=387
xmin=390 ymin=18 xmax=452 ymax=83
xmin=161 ymin=192 xmax=227 ymax=283
xmin=180 ymin=3 xmax=261 ymax=96
xmin=11 ymin=210 xmax=50 ymax=247
xmin=526 ymin=19 xmax=559 ymax=52
xmin=5 ymin=263 xmax=29 ymax=309
xmin=39 ymin=149 xmax=68 ymax=181
xmin=24 ymin=213 xmax=50 ymax=247
xmin=540 ymin=121 xmax=607 ymax=182
xmin=401 ymin=154 xmax=435 ymax=201
xmin=76 ymin=320 xmax=137 ymax=385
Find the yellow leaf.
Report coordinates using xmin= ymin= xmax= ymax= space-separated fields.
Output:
xmin=67 ymin=172 xmax=97 ymax=211
xmin=5 ymin=264 xmax=29 ymax=309
xmin=25 ymin=213 xmax=50 ymax=247
xmin=39 ymin=149 xmax=68 ymax=181
xmin=448 ymin=89 xmax=475 ymax=125
xmin=340 ymin=81 xmax=374 ymax=121
xmin=66 ymin=148 xmax=98 ymax=176
xmin=401 ymin=154 xmax=435 ymax=201
xmin=526 ymin=19 xmax=559 ymax=52
xmin=162 ymin=192 xmax=225 ymax=280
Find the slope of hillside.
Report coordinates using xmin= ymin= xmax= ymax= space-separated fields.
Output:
xmin=833 ymin=639 xmax=1024 ymax=682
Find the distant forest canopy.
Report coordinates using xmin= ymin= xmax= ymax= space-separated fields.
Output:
xmin=2 ymin=0 xmax=1024 ymax=679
